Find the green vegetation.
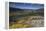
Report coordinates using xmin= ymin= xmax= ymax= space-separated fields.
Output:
xmin=9 ymin=10 xmax=44 ymax=28
xmin=9 ymin=23 xmax=32 ymax=29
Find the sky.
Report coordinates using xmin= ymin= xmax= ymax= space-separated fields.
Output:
xmin=9 ymin=2 xmax=44 ymax=9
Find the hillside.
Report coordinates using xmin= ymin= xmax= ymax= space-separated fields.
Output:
xmin=9 ymin=7 xmax=44 ymax=28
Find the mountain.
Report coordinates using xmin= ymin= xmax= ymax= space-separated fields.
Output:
xmin=9 ymin=7 xmax=44 ymax=22
xmin=9 ymin=7 xmax=44 ymax=16
xmin=36 ymin=8 xmax=44 ymax=16
xmin=9 ymin=7 xmax=24 ymax=13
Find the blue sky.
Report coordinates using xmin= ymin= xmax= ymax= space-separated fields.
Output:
xmin=9 ymin=2 xmax=44 ymax=9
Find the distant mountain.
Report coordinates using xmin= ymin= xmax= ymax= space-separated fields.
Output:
xmin=9 ymin=7 xmax=44 ymax=12
xmin=9 ymin=7 xmax=34 ymax=13
xmin=9 ymin=7 xmax=24 ymax=12
xmin=35 ymin=8 xmax=44 ymax=16
xmin=9 ymin=7 xmax=33 ymax=15
xmin=9 ymin=7 xmax=44 ymax=16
